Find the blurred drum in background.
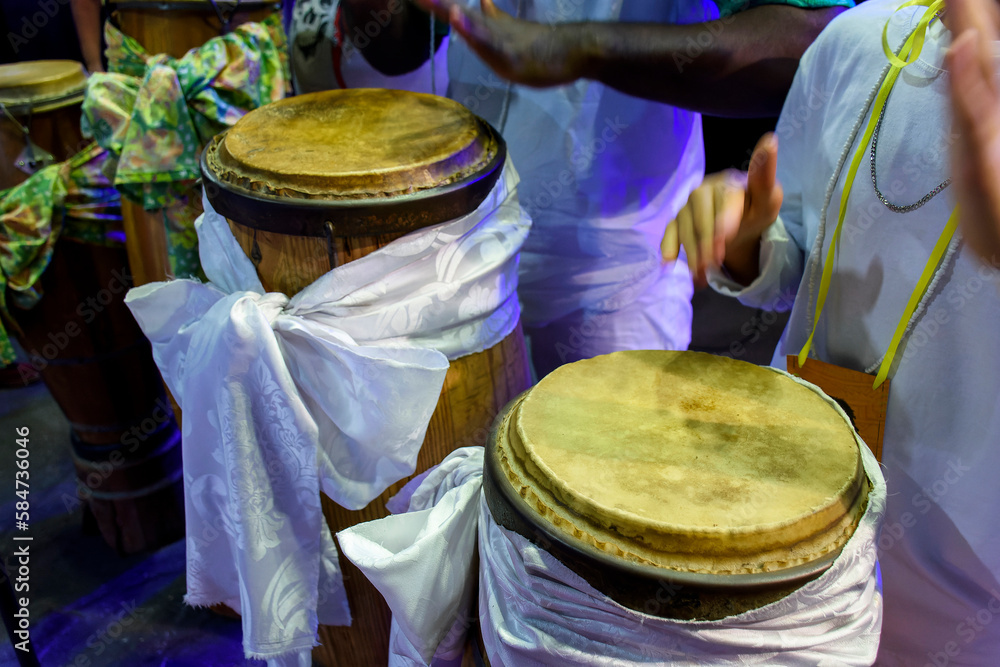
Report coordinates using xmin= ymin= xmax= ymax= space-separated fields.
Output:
xmin=0 ymin=60 xmax=87 ymax=187
xmin=479 ymin=349 xmax=885 ymax=665
xmin=200 ymin=87 xmax=531 ymax=666
xmin=0 ymin=60 xmax=183 ymax=555
xmin=80 ymin=2 xmax=288 ymax=429
xmin=96 ymin=0 xmax=286 ymax=286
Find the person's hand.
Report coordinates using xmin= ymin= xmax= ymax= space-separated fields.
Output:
xmin=661 ymin=133 xmax=783 ymax=287
xmin=413 ymin=0 xmax=588 ymax=87
xmin=947 ymin=0 xmax=1000 ymax=266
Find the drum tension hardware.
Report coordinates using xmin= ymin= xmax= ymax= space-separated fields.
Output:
xmin=2 ymin=104 xmax=55 ymax=175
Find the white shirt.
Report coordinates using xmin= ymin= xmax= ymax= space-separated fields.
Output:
xmin=713 ymin=3 xmax=1000 ymax=663
xmin=447 ymin=0 xmax=711 ymax=329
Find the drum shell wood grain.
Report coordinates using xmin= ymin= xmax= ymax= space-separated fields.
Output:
xmin=111 ymin=2 xmax=279 ymax=59
xmin=1 ymin=87 xmax=183 ymax=555
xmin=9 ymin=238 xmax=184 ymax=554
xmin=225 ymin=216 xmax=531 ymax=667
xmin=107 ymin=1 xmax=278 ymax=286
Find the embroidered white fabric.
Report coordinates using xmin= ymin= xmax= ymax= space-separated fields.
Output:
xmin=123 ymin=162 xmax=528 ymax=666
xmin=339 ymin=370 xmax=886 ymax=666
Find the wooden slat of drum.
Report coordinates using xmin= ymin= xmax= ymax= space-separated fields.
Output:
xmin=74 ymin=426 xmax=185 ymax=554
xmin=113 ymin=6 xmax=277 ymax=59
xmin=86 ymin=475 xmax=186 ymax=554
xmin=313 ymin=324 xmax=531 ymax=667
xmin=121 ymin=200 xmax=173 ymax=286
xmin=226 ymin=220 xmax=410 ymax=296
xmin=10 ymin=242 xmax=166 ymax=444
xmin=121 ymin=192 xmax=198 ymax=428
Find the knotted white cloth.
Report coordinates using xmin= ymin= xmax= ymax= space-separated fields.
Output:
xmin=124 ymin=162 xmax=528 ymax=666
xmin=339 ymin=371 xmax=886 ymax=666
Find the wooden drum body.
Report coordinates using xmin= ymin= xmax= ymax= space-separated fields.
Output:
xmin=110 ymin=0 xmax=280 ymax=59
xmin=0 ymin=61 xmax=183 ymax=554
xmin=106 ymin=0 xmax=280 ymax=287
xmin=484 ymin=350 xmax=872 ymax=626
xmin=200 ymin=88 xmax=531 ymax=666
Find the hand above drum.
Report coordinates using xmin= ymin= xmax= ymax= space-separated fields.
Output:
xmin=412 ymin=0 xmax=842 ymax=115
xmin=661 ymin=133 xmax=783 ymax=287
xmin=414 ymin=0 xmax=587 ymax=87
xmin=946 ymin=0 xmax=1000 ymax=267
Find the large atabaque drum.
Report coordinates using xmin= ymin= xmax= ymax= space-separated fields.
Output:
xmin=481 ymin=350 xmax=884 ymax=664
xmin=0 ymin=61 xmax=183 ymax=555
xmin=200 ymin=88 xmax=532 ymax=667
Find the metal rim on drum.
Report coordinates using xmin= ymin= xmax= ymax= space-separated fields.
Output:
xmin=482 ymin=393 xmax=846 ymax=618
xmin=0 ymin=90 xmax=85 ymax=116
xmin=0 ymin=61 xmax=87 ymax=115
xmin=199 ymin=122 xmax=507 ymax=238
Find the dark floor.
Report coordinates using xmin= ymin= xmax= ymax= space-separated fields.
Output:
xmin=0 ymin=375 xmax=261 ymax=667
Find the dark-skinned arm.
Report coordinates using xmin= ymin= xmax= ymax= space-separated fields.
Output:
xmin=70 ymin=0 xmax=104 ymax=73
xmin=415 ymin=0 xmax=844 ymax=118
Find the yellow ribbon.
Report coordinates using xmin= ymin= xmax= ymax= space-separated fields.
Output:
xmin=797 ymin=0 xmax=956 ymax=389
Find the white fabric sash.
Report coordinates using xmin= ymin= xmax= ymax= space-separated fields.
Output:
xmin=124 ymin=162 xmax=528 ymax=666
xmin=339 ymin=371 xmax=887 ymax=666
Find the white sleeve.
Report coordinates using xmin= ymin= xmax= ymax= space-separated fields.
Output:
xmin=708 ymin=20 xmax=836 ymax=314
xmin=707 ymin=215 xmax=802 ymax=312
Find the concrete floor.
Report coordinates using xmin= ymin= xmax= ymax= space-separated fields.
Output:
xmin=0 ymin=377 xmax=261 ymax=667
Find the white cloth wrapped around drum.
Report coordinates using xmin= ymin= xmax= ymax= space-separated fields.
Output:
xmin=339 ymin=351 xmax=886 ymax=665
xmin=124 ymin=159 xmax=529 ymax=666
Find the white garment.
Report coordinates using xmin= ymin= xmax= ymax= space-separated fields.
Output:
xmin=337 ymin=447 xmax=485 ymax=665
xmin=124 ymin=163 xmax=529 ymax=666
xmin=710 ymin=4 xmax=1000 ymax=663
xmin=525 ymin=258 xmax=693 ymax=377
xmin=340 ymin=370 xmax=886 ymax=666
xmin=447 ymin=0 xmax=705 ymax=356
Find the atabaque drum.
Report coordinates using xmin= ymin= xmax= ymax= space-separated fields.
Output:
xmin=201 ymin=88 xmax=532 ymax=667
xmin=482 ymin=350 xmax=882 ymax=663
xmin=0 ymin=61 xmax=183 ymax=555
xmin=0 ymin=60 xmax=87 ymax=187
xmin=104 ymin=0 xmax=282 ymax=287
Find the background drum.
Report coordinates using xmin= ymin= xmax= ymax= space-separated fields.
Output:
xmin=0 ymin=60 xmax=183 ymax=555
xmin=201 ymin=87 xmax=532 ymax=667
xmin=105 ymin=0 xmax=281 ymax=287
xmin=0 ymin=60 xmax=86 ymax=187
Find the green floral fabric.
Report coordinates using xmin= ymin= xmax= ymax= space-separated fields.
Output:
xmin=81 ymin=12 xmax=289 ymax=279
xmin=0 ymin=143 xmax=123 ymax=365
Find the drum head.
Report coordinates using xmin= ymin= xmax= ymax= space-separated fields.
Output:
xmin=0 ymin=61 xmax=87 ymax=114
xmin=485 ymin=350 xmax=871 ymax=620
xmin=201 ymin=88 xmax=505 ymax=237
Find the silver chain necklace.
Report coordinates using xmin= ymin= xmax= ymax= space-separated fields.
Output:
xmin=870 ymin=86 xmax=951 ymax=213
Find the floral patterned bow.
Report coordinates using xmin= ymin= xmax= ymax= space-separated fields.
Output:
xmin=80 ymin=12 xmax=290 ymax=279
xmin=0 ymin=143 xmax=123 ymax=365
